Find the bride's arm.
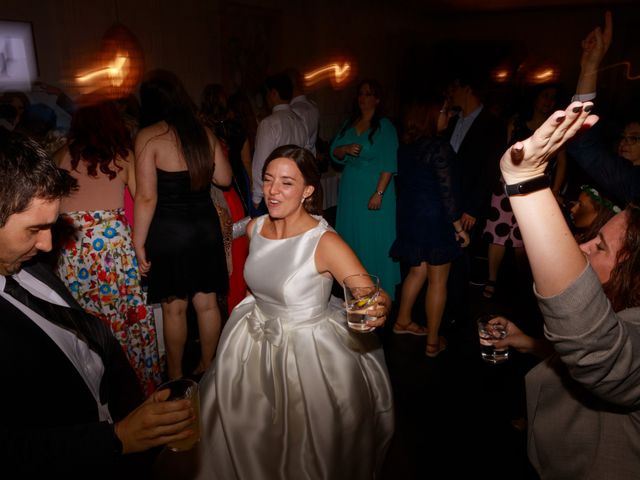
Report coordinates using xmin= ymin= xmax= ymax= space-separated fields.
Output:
xmin=315 ymin=231 xmax=390 ymax=327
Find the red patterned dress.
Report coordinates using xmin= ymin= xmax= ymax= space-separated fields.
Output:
xmin=57 ymin=208 xmax=162 ymax=394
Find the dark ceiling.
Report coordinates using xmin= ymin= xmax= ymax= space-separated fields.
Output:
xmin=395 ymin=0 xmax=633 ymax=12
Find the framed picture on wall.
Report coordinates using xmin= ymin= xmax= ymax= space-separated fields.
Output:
xmin=0 ymin=20 xmax=39 ymax=91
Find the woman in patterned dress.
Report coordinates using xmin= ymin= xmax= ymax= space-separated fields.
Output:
xmin=482 ymin=84 xmax=566 ymax=299
xmin=54 ymin=100 xmax=162 ymax=394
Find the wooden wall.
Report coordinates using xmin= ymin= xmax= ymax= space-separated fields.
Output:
xmin=3 ymin=0 xmax=638 ymax=139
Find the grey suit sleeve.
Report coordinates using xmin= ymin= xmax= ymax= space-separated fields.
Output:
xmin=536 ymin=265 xmax=640 ymax=408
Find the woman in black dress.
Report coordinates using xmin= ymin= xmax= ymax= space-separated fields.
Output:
xmin=390 ymin=99 xmax=469 ymax=357
xmin=134 ymin=70 xmax=231 ymax=380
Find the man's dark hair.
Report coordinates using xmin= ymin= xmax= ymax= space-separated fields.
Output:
xmin=0 ymin=129 xmax=77 ymax=227
xmin=264 ymin=73 xmax=294 ymax=102
xmin=283 ymin=68 xmax=303 ymax=92
xmin=447 ymin=61 xmax=492 ymax=101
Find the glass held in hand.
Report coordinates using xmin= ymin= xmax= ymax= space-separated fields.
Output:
xmin=477 ymin=314 xmax=509 ymax=364
xmin=157 ymin=378 xmax=201 ymax=452
xmin=343 ymin=274 xmax=380 ymax=333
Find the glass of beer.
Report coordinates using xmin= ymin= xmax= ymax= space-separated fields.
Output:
xmin=158 ymin=378 xmax=201 ymax=451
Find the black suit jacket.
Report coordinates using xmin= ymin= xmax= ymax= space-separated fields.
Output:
xmin=446 ymin=108 xmax=505 ymax=221
xmin=0 ymin=261 xmax=146 ymax=477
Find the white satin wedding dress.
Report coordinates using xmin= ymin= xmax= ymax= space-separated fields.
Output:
xmin=195 ymin=216 xmax=394 ymax=479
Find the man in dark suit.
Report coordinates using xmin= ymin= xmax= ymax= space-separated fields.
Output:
xmin=445 ymin=74 xmax=504 ymax=233
xmin=443 ymin=71 xmax=505 ymax=326
xmin=0 ymin=130 xmax=195 ymax=477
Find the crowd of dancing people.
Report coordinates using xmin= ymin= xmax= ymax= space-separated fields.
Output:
xmin=1 ymin=10 xmax=640 ymax=480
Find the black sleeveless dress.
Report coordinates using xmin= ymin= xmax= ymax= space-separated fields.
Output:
xmin=145 ymin=169 xmax=228 ymax=303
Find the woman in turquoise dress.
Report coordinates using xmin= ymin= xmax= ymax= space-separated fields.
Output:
xmin=330 ymin=80 xmax=400 ymax=298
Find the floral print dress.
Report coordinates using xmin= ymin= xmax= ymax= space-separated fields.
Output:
xmin=57 ymin=208 xmax=162 ymax=394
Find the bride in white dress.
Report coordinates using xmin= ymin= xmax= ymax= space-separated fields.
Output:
xmin=195 ymin=145 xmax=394 ymax=479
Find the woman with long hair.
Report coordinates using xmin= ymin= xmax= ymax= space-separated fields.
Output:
xmin=134 ymin=70 xmax=231 ymax=380
xmin=390 ymin=99 xmax=469 ymax=356
xmin=482 ymin=83 xmax=567 ymax=299
xmin=487 ymin=98 xmax=640 ymax=477
xmin=330 ymin=79 xmax=400 ymax=298
xmin=55 ymin=100 xmax=162 ymax=394
xmin=196 ymin=145 xmax=393 ymax=479
xmin=570 ymin=184 xmax=620 ymax=244
xmin=200 ymin=83 xmax=252 ymax=313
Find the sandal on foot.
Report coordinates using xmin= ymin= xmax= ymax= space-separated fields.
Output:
xmin=426 ymin=336 xmax=447 ymax=358
xmin=393 ymin=321 xmax=428 ymax=336
xmin=482 ymin=280 xmax=496 ymax=299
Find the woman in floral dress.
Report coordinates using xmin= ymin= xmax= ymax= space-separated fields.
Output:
xmin=54 ymin=100 xmax=162 ymax=394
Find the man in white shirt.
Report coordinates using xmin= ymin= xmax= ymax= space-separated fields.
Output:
xmin=286 ymin=68 xmax=320 ymax=156
xmin=252 ymin=73 xmax=307 ymax=214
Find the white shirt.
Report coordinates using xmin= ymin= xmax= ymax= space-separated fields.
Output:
xmin=252 ymin=104 xmax=308 ymax=205
xmin=0 ymin=271 xmax=111 ymax=422
xmin=572 ymin=92 xmax=596 ymax=102
xmin=290 ymin=95 xmax=319 ymax=155
xmin=450 ymin=104 xmax=483 ymax=153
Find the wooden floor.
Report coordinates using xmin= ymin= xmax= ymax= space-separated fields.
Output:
xmin=155 ymin=249 xmax=543 ymax=480
xmin=379 ymin=287 xmax=540 ymax=480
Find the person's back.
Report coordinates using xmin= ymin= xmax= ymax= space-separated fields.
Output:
xmin=135 ymin=69 xmax=232 ymax=380
xmin=55 ymin=101 xmax=162 ymax=394
xmin=136 ymin=121 xmax=192 ymax=174
xmin=57 ymin=149 xmax=128 ymax=212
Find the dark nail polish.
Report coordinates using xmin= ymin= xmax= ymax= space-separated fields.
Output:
xmin=556 ymin=115 xmax=565 ymax=123
xmin=572 ymin=106 xmax=583 ymax=113
xmin=584 ymin=105 xmax=593 ymax=112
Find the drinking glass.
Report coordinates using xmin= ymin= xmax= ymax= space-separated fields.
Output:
xmin=343 ymin=274 xmax=380 ymax=333
xmin=477 ymin=314 xmax=509 ymax=364
xmin=157 ymin=378 xmax=201 ymax=451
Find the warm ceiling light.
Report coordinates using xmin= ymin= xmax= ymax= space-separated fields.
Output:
xmin=492 ymin=68 xmax=511 ymax=83
xmin=534 ymin=69 xmax=555 ymax=81
xmin=304 ymin=62 xmax=352 ymax=88
xmin=525 ymin=65 xmax=560 ymax=84
xmin=74 ymin=22 xmax=143 ymax=100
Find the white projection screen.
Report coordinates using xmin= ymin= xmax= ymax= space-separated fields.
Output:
xmin=0 ymin=20 xmax=38 ymax=91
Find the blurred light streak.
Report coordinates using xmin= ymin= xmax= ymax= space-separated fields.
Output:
xmin=304 ymin=62 xmax=352 ymax=88
xmin=598 ymin=61 xmax=640 ymax=80
xmin=77 ymin=54 xmax=129 ymax=87
xmin=526 ymin=66 xmax=559 ymax=84
xmin=492 ymin=68 xmax=511 ymax=83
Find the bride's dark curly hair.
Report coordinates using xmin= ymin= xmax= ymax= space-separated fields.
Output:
xmin=603 ymin=201 xmax=640 ymax=311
